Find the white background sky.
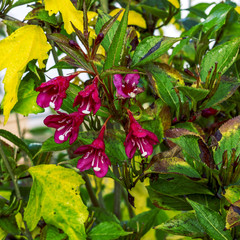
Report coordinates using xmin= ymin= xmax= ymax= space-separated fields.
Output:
xmin=0 ymin=0 xmax=240 ymax=127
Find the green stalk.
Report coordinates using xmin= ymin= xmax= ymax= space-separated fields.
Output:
xmin=0 ymin=140 xmax=33 ymax=240
xmin=113 ymin=165 xmax=121 ymax=220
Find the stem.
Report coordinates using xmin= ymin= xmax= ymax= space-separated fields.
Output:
xmin=81 ymin=172 xmax=100 ymax=207
xmin=0 ymin=140 xmax=33 ymax=240
xmin=45 ymin=23 xmax=63 ymax=76
xmin=113 ymin=165 xmax=121 ymax=220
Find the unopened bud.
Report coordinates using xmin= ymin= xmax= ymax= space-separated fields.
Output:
xmin=95 ymin=33 xmax=104 ymax=45
xmin=69 ymin=40 xmax=80 ymax=49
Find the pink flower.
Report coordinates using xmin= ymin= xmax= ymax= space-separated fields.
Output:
xmin=44 ymin=111 xmax=84 ymax=144
xmin=75 ymin=125 xmax=111 ymax=177
xmin=124 ymin=111 xmax=159 ymax=158
xmin=36 ymin=73 xmax=78 ymax=110
xmin=113 ymin=70 xmax=144 ymax=99
xmin=73 ymin=77 xmax=101 ymax=115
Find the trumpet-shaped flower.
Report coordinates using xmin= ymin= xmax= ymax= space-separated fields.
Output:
xmin=75 ymin=125 xmax=111 ymax=178
xmin=113 ymin=70 xmax=143 ymax=99
xmin=124 ymin=111 xmax=159 ymax=158
xmin=44 ymin=111 xmax=84 ymax=144
xmin=36 ymin=73 xmax=78 ymax=110
xmin=73 ymin=77 xmax=101 ymax=115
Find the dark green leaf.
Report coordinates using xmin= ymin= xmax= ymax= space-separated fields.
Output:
xmin=103 ymin=5 xmax=129 ymax=70
xmin=0 ymin=129 xmax=32 ymax=159
xmin=200 ymin=38 xmax=240 ymax=82
xmin=90 ymin=207 xmax=120 ymax=224
xmin=155 ymin=212 xmax=205 ymax=237
xmin=88 ymin=221 xmax=132 ymax=240
xmin=150 ymin=174 xmax=213 ymax=196
xmin=132 ymin=36 xmax=181 ymax=67
xmin=139 ymin=5 xmax=168 ymax=18
xmin=187 ymin=199 xmax=232 ymax=240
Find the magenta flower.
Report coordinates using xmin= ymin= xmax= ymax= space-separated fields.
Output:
xmin=75 ymin=125 xmax=111 ymax=178
xmin=124 ymin=110 xmax=159 ymax=158
xmin=44 ymin=111 xmax=84 ymax=144
xmin=36 ymin=73 xmax=78 ymax=110
xmin=73 ymin=77 xmax=101 ymax=115
xmin=113 ymin=70 xmax=144 ymax=99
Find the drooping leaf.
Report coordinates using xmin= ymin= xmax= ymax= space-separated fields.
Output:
xmin=13 ymin=78 xmax=44 ymax=116
xmin=0 ymin=129 xmax=32 ymax=159
xmin=226 ymin=200 xmax=240 ymax=229
xmin=151 ymin=156 xmax=201 ymax=178
xmin=24 ymin=165 xmax=88 ymax=240
xmin=187 ymin=198 xmax=232 ymax=240
xmin=109 ymin=8 xmax=146 ymax=28
xmin=44 ymin=0 xmax=97 ymax=35
xmin=0 ymin=25 xmax=51 ymax=124
xmin=88 ymin=221 xmax=132 ymax=240
xmin=213 ymin=116 xmax=240 ymax=167
xmin=200 ymin=38 xmax=240 ymax=82
xmin=103 ymin=5 xmax=129 ymax=70
xmin=155 ymin=212 xmax=205 ymax=238
xmin=131 ymin=36 xmax=181 ymax=67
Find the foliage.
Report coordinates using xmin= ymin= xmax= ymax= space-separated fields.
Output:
xmin=0 ymin=0 xmax=240 ymax=239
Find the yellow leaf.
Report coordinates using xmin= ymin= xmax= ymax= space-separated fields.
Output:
xmin=235 ymin=6 xmax=240 ymax=14
xmin=168 ymin=0 xmax=180 ymax=9
xmin=44 ymin=0 xmax=97 ymax=35
xmin=109 ymin=8 xmax=146 ymax=29
xmin=0 ymin=25 xmax=51 ymax=124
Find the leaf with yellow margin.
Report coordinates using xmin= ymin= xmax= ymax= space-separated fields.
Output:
xmin=109 ymin=8 xmax=146 ymax=29
xmin=0 ymin=25 xmax=51 ymax=124
xmin=44 ymin=0 xmax=97 ymax=34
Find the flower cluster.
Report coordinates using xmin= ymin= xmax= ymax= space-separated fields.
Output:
xmin=36 ymin=71 xmax=158 ymax=177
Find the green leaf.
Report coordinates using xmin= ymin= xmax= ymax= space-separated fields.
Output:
xmin=90 ymin=207 xmax=120 ymax=224
xmin=126 ymin=209 xmax=160 ymax=237
xmin=88 ymin=221 xmax=132 ymax=240
xmin=131 ymin=36 xmax=181 ymax=67
xmin=187 ymin=198 xmax=232 ymax=240
xmin=200 ymin=38 xmax=240 ymax=82
xmin=155 ymin=212 xmax=205 ymax=237
xmin=3 ymin=20 xmax=25 ymax=35
xmin=0 ymin=129 xmax=32 ymax=159
xmin=13 ymin=78 xmax=44 ymax=116
xmin=47 ymin=61 xmax=78 ymax=71
xmin=24 ymin=165 xmax=88 ymax=240
xmin=202 ymin=3 xmax=233 ymax=33
xmin=11 ymin=0 xmax=37 ymax=8
xmin=25 ymin=7 xmax=58 ymax=25
xmin=100 ymin=67 xmax=143 ymax=79
xmin=103 ymin=5 xmax=129 ymax=70
xmin=147 ymin=64 xmax=179 ymax=111
xmin=213 ymin=116 xmax=240 ymax=167
xmin=150 ymin=174 xmax=213 ymax=196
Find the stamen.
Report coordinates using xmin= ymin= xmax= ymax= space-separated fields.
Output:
xmin=49 ymin=102 xmax=55 ymax=109
xmin=128 ymin=92 xmax=136 ymax=98
xmin=57 ymin=126 xmax=65 ymax=131
xmin=59 ymin=135 xmax=64 ymax=140
xmin=136 ymin=138 xmax=148 ymax=157
xmin=82 ymin=100 xmax=91 ymax=114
